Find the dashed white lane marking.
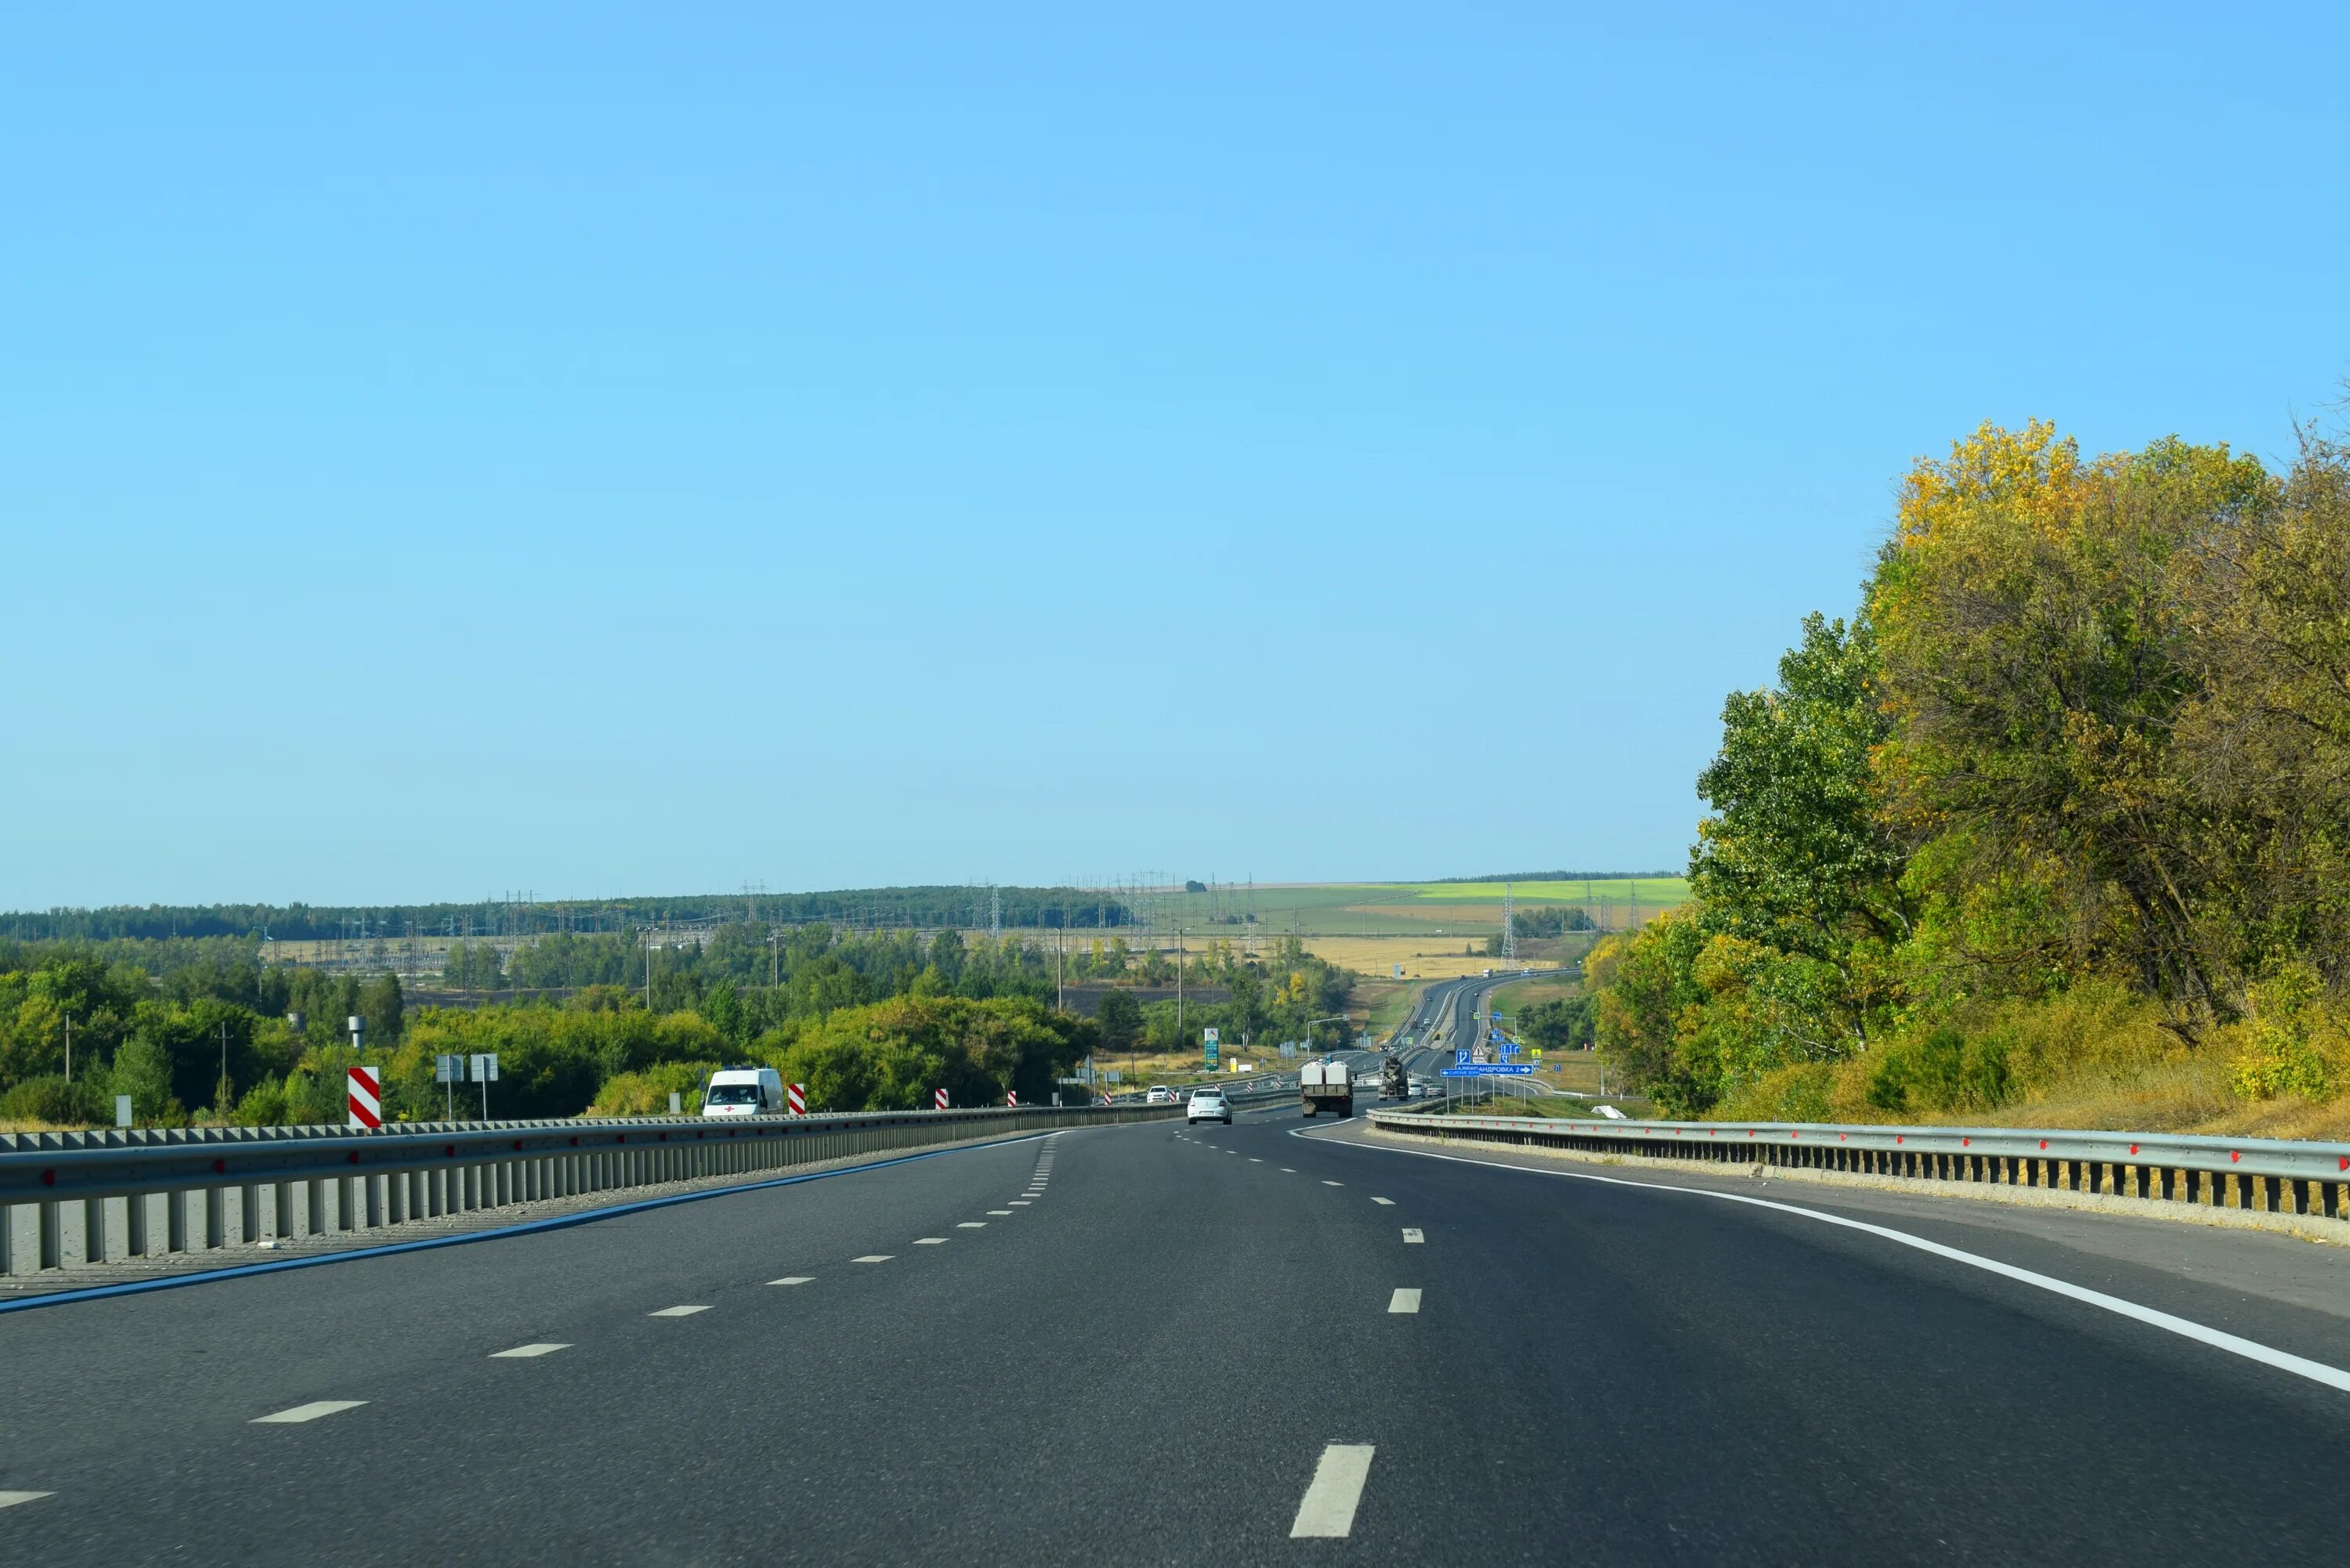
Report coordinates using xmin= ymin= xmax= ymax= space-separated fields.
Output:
xmin=1289 ymin=1443 xmax=1376 ymax=1538
xmin=1401 ymin=1229 xmax=1424 ymax=1244
xmin=1280 ymin=1167 xmax=1296 ymax=1172
xmin=768 ymin=1277 xmax=815 ymax=1286
xmin=0 ymin=1492 xmax=56 ymax=1509
xmin=1010 ymin=1201 xmax=1032 ymax=1206
xmin=852 ymin=1255 xmax=895 ymax=1263
xmin=1371 ymin=1197 xmax=1395 ymax=1206
xmin=490 ymin=1343 xmax=571 ymax=1358
xmin=649 ymin=1305 xmax=712 ymax=1317
xmin=1388 ymin=1288 xmax=1422 ymax=1313
xmin=252 ymin=1400 xmax=367 ymax=1424
xmin=914 ymin=1237 xmax=949 ymax=1245
xmin=988 ymin=1209 xmax=1014 ymax=1216
xmin=1249 ymin=1158 xmax=1264 ymax=1163
xmin=1322 ymin=1180 xmax=1344 ymax=1187
xmin=957 ymin=1222 xmax=987 ymax=1228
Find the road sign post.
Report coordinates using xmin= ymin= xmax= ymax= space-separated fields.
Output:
xmin=347 ymin=1064 xmax=381 ymax=1129
xmin=1204 ymin=1027 xmax=1220 ymax=1070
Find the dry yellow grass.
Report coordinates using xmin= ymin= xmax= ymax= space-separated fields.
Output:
xmin=1301 ymin=934 xmax=1556 ymax=981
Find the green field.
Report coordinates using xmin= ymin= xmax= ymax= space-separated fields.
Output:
xmin=1145 ymin=877 xmax=1687 ymax=937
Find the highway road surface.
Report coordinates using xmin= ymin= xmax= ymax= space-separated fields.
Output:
xmin=7 ymin=1103 xmax=2350 ymax=1563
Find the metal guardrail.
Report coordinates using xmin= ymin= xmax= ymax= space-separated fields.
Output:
xmin=1365 ymin=1107 xmax=2350 ymax=1222
xmin=0 ymin=1104 xmax=1179 ymax=1277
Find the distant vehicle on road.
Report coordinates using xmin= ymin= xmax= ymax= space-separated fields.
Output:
xmin=1300 ymin=1059 xmax=1353 ymax=1118
xmin=1481 ymin=968 xmax=1493 ymax=977
xmin=1379 ymin=1057 xmax=1407 ymax=1100
xmin=1145 ymin=1086 xmax=1173 ymax=1104
xmin=1187 ymin=1088 xmax=1231 ymax=1126
xmin=700 ymin=1066 xmax=784 ymax=1118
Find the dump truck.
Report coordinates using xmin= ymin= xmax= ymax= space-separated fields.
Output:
xmin=1299 ymin=1058 xmax=1354 ymax=1118
xmin=1379 ymin=1055 xmax=1407 ymax=1101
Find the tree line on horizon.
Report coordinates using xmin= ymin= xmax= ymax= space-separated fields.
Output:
xmin=0 ymin=922 xmax=1360 ymax=1125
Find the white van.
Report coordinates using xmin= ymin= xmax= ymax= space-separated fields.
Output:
xmin=701 ymin=1066 xmax=785 ymax=1118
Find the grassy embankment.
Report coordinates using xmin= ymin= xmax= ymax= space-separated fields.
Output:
xmin=1711 ymin=985 xmax=2350 ymax=1141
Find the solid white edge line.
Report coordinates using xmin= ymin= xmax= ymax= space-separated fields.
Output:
xmin=1289 ymin=1443 xmax=1376 ymax=1537
xmin=1303 ymin=1127 xmax=2350 ymax=1395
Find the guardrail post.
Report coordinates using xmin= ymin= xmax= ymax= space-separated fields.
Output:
xmin=125 ymin=1191 xmax=148 ymax=1256
xmin=85 ymin=1197 xmax=107 ymax=1264
xmin=39 ymin=1200 xmax=61 ymax=1270
xmin=167 ymin=1189 xmax=189 ymax=1252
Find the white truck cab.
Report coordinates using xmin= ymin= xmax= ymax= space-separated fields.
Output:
xmin=701 ymin=1066 xmax=785 ymax=1117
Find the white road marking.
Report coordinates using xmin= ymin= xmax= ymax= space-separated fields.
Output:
xmin=490 ymin=1343 xmax=571 ymax=1358
xmin=1371 ymin=1197 xmax=1395 ymax=1206
xmin=1388 ymin=1288 xmax=1422 ymax=1313
xmin=1010 ymin=1201 xmax=1032 ymax=1205
xmin=852 ymin=1255 xmax=894 ymax=1263
xmin=768 ymin=1277 xmax=815 ymax=1286
xmin=1336 ymin=1135 xmax=2350 ymax=1396
xmin=914 ymin=1237 xmax=948 ymax=1245
xmin=1322 ymin=1180 xmax=1344 ymax=1187
xmin=252 ymin=1400 xmax=367 ymax=1424
xmin=0 ymin=1492 xmax=56 ymax=1509
xmin=1289 ymin=1443 xmax=1376 ymax=1538
xmin=1402 ymin=1229 xmax=1424 ymax=1244
xmin=957 ymin=1222 xmax=987 ymax=1228
xmin=1249 ymin=1158 xmax=1264 ymax=1163
xmin=649 ymin=1305 xmax=711 ymax=1317
xmin=988 ymin=1209 xmax=1014 ymax=1216
xmin=1280 ymin=1167 xmax=1296 ymax=1172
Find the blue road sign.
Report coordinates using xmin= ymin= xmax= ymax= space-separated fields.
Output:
xmin=1441 ymin=1064 xmax=1535 ymax=1077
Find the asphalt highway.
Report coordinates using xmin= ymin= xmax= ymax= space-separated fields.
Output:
xmin=5 ymin=1105 xmax=2349 ymax=1564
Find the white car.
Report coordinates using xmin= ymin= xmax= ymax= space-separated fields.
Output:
xmin=701 ymin=1066 xmax=784 ymax=1117
xmin=1187 ymin=1089 xmax=1231 ymax=1125
xmin=1145 ymin=1086 xmax=1173 ymax=1104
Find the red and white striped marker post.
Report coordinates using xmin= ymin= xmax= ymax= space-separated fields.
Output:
xmin=934 ymin=1087 xmax=948 ymax=1111
xmin=346 ymin=1064 xmax=382 ymax=1129
xmin=787 ymin=1082 xmax=807 ymax=1116
xmin=1007 ymin=1089 xmax=1018 ymax=1107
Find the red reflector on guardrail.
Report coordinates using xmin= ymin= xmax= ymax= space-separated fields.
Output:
xmin=41 ymin=1168 xmax=55 ymax=1186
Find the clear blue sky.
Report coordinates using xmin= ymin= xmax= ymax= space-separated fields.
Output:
xmin=5 ymin=3 xmax=2345 ymax=909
